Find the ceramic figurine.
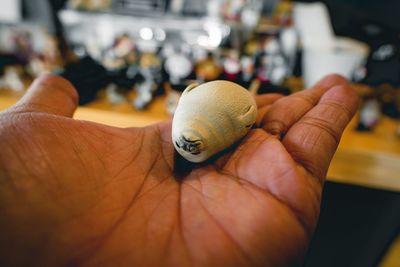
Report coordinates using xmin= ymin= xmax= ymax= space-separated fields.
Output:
xmin=0 ymin=66 xmax=25 ymax=92
xmin=103 ymin=34 xmax=136 ymax=71
xmin=165 ymin=53 xmax=193 ymax=85
xmin=113 ymin=34 xmax=136 ymax=65
xmin=222 ymin=0 xmax=246 ymax=21
xmin=133 ymin=53 xmax=162 ymax=110
xmin=172 ymin=80 xmax=257 ymax=163
xmin=223 ymin=51 xmax=241 ymax=81
xmin=133 ymin=80 xmax=154 ymax=110
xmin=257 ymin=38 xmax=289 ymax=86
xmin=195 ymin=53 xmax=222 ymax=82
xmin=240 ymin=56 xmax=255 ymax=84
xmin=280 ymin=27 xmax=298 ymax=76
xmin=256 ymin=55 xmax=270 ymax=83
xmin=357 ymin=98 xmax=381 ymax=131
xmin=241 ymin=4 xmax=261 ymax=29
xmin=105 ymin=83 xmax=126 ymax=105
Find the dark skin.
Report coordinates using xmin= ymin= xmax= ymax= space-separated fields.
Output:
xmin=0 ymin=74 xmax=359 ymax=267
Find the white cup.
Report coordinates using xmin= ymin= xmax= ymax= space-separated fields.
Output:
xmin=303 ymin=37 xmax=370 ymax=88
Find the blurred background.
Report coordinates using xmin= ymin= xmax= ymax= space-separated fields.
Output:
xmin=0 ymin=0 xmax=399 ymax=266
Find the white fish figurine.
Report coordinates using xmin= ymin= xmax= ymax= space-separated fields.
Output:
xmin=172 ymin=80 xmax=257 ymax=163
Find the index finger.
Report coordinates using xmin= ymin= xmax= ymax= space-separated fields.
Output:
xmin=14 ymin=75 xmax=79 ymax=117
xmin=254 ymin=94 xmax=284 ymax=108
xmin=282 ymin=84 xmax=359 ymax=182
xmin=260 ymin=74 xmax=349 ymax=136
xmin=254 ymin=94 xmax=284 ymax=125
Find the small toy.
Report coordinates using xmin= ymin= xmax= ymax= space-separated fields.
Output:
xmin=240 ymin=56 xmax=255 ymax=85
xmin=105 ymin=83 xmax=126 ymax=105
xmin=133 ymin=53 xmax=162 ymax=110
xmin=195 ymin=53 xmax=222 ymax=82
xmin=258 ymin=37 xmax=289 ymax=85
xmin=222 ymin=0 xmax=246 ymax=21
xmin=172 ymin=80 xmax=257 ymax=162
xmin=102 ymin=34 xmax=136 ymax=71
xmin=357 ymin=98 xmax=381 ymax=131
xmin=165 ymin=52 xmax=193 ymax=85
xmin=0 ymin=66 xmax=25 ymax=92
xmin=222 ymin=51 xmax=241 ymax=81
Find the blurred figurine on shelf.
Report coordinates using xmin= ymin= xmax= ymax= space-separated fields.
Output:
xmin=102 ymin=52 xmax=125 ymax=73
xmin=102 ymin=34 xmax=138 ymax=105
xmin=163 ymin=46 xmax=195 ymax=115
xmin=262 ymin=37 xmax=289 ymax=85
xmin=273 ymin=0 xmax=293 ymax=26
xmin=239 ymin=55 xmax=255 ymax=87
xmin=134 ymin=81 xmax=153 ymax=110
xmin=113 ymin=34 xmax=137 ymax=65
xmin=353 ymin=65 xmax=368 ymax=83
xmin=357 ymin=98 xmax=381 ymax=131
xmin=243 ymin=36 xmax=261 ymax=57
xmin=0 ymin=66 xmax=25 ymax=92
xmin=222 ymin=50 xmax=241 ymax=82
xmin=191 ymin=46 xmax=208 ymax=63
xmin=257 ymin=38 xmax=288 ymax=85
xmin=222 ymin=0 xmax=246 ymax=21
xmin=103 ymin=34 xmax=137 ymax=71
xmin=105 ymin=83 xmax=126 ymax=105
xmin=241 ymin=1 xmax=262 ymax=29
xmin=376 ymin=84 xmax=400 ymax=119
xmin=279 ymin=27 xmax=298 ymax=76
xmin=28 ymin=36 xmax=63 ymax=77
xmin=28 ymin=55 xmax=52 ymax=77
xmin=103 ymin=70 xmax=136 ymax=106
xmin=256 ymin=37 xmax=291 ymax=95
xmin=105 ymin=65 xmax=140 ymax=106
xmin=1 ymin=25 xmax=63 ymax=82
xmin=12 ymin=30 xmax=34 ymax=64
xmin=164 ymin=52 xmax=193 ymax=86
xmin=133 ymin=52 xmax=163 ymax=110
xmin=195 ymin=53 xmax=222 ymax=82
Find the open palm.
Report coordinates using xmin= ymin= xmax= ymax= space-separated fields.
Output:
xmin=0 ymin=75 xmax=358 ymax=267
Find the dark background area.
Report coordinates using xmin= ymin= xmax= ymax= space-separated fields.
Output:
xmin=304 ymin=182 xmax=400 ymax=267
xmin=297 ymin=0 xmax=400 ymax=36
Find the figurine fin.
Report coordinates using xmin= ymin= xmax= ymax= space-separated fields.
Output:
xmin=182 ymin=83 xmax=199 ymax=95
xmin=239 ymin=105 xmax=257 ymax=128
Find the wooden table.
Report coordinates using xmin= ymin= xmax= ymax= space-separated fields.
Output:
xmin=1 ymin=88 xmax=400 ymax=192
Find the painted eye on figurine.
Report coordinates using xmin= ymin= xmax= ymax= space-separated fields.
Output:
xmin=172 ymin=80 xmax=257 ymax=163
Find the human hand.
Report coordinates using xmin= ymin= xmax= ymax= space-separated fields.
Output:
xmin=0 ymin=74 xmax=358 ymax=267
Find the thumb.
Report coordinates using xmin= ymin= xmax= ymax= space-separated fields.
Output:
xmin=16 ymin=75 xmax=79 ymax=117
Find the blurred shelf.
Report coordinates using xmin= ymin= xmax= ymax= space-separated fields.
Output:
xmin=59 ymin=9 xmax=231 ymax=50
xmin=1 ymin=88 xmax=400 ymax=192
xmin=59 ymin=9 xmax=227 ymax=32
